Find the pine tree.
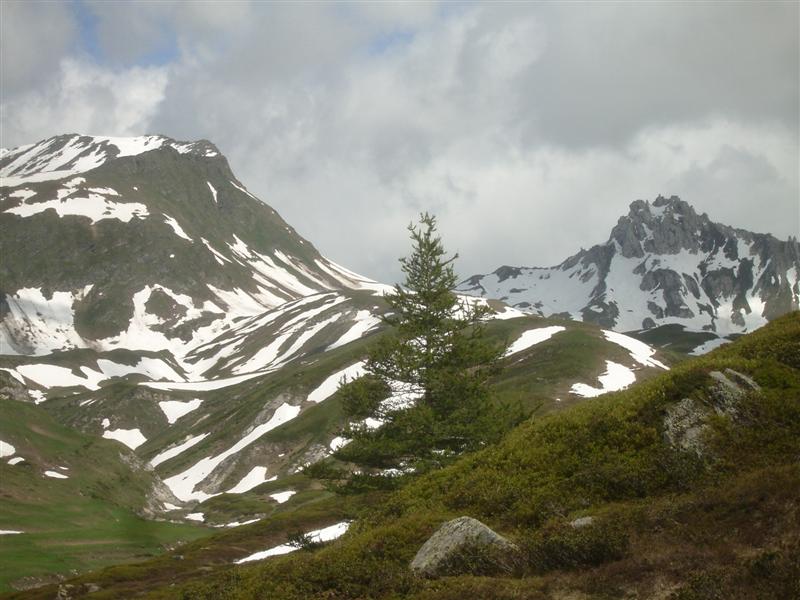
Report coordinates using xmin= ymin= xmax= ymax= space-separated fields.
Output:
xmin=322 ymin=213 xmax=521 ymax=490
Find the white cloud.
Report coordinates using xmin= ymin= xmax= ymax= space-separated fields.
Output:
xmin=2 ymin=59 xmax=168 ymax=145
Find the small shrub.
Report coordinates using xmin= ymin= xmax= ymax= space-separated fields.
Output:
xmin=522 ymin=520 xmax=629 ymax=573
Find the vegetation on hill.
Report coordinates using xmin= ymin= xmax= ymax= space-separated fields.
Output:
xmin=15 ymin=312 xmax=797 ymax=599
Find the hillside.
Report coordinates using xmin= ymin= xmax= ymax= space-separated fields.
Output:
xmin=459 ymin=196 xmax=800 ymax=343
xmin=9 ymin=312 xmax=797 ymax=599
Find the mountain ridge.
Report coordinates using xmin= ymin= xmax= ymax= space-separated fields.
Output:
xmin=459 ymin=194 xmax=800 ymax=334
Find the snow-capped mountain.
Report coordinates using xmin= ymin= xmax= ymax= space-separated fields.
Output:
xmin=459 ymin=195 xmax=799 ymax=334
xmin=1 ymin=133 xmax=387 ymax=365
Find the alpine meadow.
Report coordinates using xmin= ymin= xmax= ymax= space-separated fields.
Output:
xmin=0 ymin=2 xmax=798 ymax=599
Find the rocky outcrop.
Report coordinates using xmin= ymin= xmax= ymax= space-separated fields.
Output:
xmin=410 ymin=516 xmax=518 ymax=578
xmin=663 ymin=368 xmax=760 ymax=457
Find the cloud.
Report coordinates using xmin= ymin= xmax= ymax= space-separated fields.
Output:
xmin=0 ymin=0 xmax=78 ymax=93
xmin=2 ymin=59 xmax=168 ymax=145
xmin=1 ymin=2 xmax=797 ymax=284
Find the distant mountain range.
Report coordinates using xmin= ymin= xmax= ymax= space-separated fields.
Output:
xmin=459 ymin=195 xmax=799 ymax=334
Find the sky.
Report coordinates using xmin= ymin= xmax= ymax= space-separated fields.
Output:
xmin=1 ymin=1 xmax=798 ymax=284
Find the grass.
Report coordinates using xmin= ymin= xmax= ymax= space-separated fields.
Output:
xmin=0 ymin=400 xmax=212 ymax=593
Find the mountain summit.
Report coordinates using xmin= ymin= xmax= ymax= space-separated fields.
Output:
xmin=459 ymin=195 xmax=799 ymax=333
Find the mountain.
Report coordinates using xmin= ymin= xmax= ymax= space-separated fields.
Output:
xmin=0 ymin=133 xmax=386 ymax=361
xmin=459 ymin=195 xmax=800 ymax=337
xmin=0 ymin=133 xmax=678 ymax=592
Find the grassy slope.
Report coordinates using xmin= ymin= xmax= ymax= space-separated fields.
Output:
xmin=0 ymin=400 xmax=210 ymax=593
xmin=155 ymin=311 xmax=799 ymax=600
xmin=9 ymin=315 xmax=795 ymax=599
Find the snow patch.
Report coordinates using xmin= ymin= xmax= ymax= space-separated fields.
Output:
xmin=7 ymin=457 xmax=25 ymax=465
xmin=505 ymin=326 xmax=566 ymax=356
xmin=150 ymin=433 xmax=209 ymax=468
xmin=602 ymin=330 xmax=668 ymax=369
xmin=235 ymin=521 xmax=350 ymax=563
xmin=5 ymin=192 xmax=149 ymax=223
xmin=44 ymin=470 xmax=69 ymax=479
xmin=163 ymin=215 xmax=193 ymax=241
xmin=269 ymin=491 xmax=296 ymax=504
xmin=158 ymin=399 xmax=203 ymax=424
xmin=0 ymin=440 xmax=16 ymax=458
xmin=307 ymin=362 xmax=366 ymax=403
xmin=570 ymin=361 xmax=637 ymax=398
xmin=226 ymin=466 xmax=272 ymax=494
xmin=327 ymin=312 xmax=381 ymax=350
xmin=690 ymin=337 xmax=731 ymax=355
xmin=163 ymin=402 xmax=301 ymax=502
xmin=102 ymin=428 xmax=147 ymax=450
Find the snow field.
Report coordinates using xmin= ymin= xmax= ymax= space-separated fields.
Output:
xmin=150 ymin=433 xmax=210 ymax=468
xmin=226 ymin=466 xmax=276 ymax=494
xmin=602 ymin=330 xmax=668 ymax=369
xmin=269 ymin=491 xmax=296 ymax=504
xmin=0 ymin=440 xmax=16 ymax=458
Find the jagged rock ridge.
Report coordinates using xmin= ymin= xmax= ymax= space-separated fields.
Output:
xmin=459 ymin=195 xmax=799 ymax=333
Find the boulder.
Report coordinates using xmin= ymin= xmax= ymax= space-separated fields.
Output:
xmin=410 ymin=516 xmax=518 ymax=578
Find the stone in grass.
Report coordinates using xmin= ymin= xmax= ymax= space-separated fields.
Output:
xmin=569 ymin=516 xmax=595 ymax=529
xmin=410 ymin=516 xmax=519 ymax=578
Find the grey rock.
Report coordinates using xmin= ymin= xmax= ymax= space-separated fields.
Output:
xmin=569 ymin=516 xmax=595 ymax=529
xmin=410 ymin=516 xmax=518 ymax=578
xmin=664 ymin=398 xmax=709 ymax=455
xmin=709 ymin=369 xmax=759 ymax=416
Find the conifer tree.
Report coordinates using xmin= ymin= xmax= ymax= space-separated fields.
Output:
xmin=323 ymin=213 xmax=520 ymax=490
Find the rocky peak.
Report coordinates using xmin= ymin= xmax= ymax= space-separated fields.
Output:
xmin=610 ymin=195 xmax=719 ymax=258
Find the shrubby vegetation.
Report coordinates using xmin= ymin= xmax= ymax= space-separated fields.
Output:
xmin=151 ymin=312 xmax=799 ymax=599
xmin=15 ymin=308 xmax=797 ymax=599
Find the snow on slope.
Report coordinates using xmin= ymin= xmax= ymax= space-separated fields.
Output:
xmin=163 ymin=402 xmax=301 ymax=502
xmin=505 ymin=326 xmax=566 ymax=356
xmin=307 ymin=362 xmax=367 ymax=403
xmin=102 ymin=428 xmax=147 ymax=450
xmin=0 ymin=135 xmax=213 ymax=186
xmin=460 ymin=196 xmax=800 ymax=339
xmin=235 ymin=521 xmax=350 ymax=563
xmin=150 ymin=433 xmax=210 ymax=468
xmin=570 ymin=361 xmax=637 ymax=398
xmin=158 ymin=399 xmax=203 ymax=424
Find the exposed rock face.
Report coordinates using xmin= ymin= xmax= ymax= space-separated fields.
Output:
xmin=663 ymin=368 xmax=761 ymax=456
xmin=459 ymin=195 xmax=800 ymax=334
xmin=410 ymin=516 xmax=518 ymax=578
xmin=663 ymin=398 xmax=709 ymax=455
